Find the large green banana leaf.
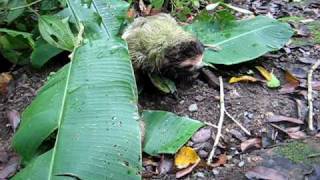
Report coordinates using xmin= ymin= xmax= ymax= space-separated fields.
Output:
xmin=12 ymin=0 xmax=142 ymax=179
xmin=185 ymin=16 xmax=294 ymax=65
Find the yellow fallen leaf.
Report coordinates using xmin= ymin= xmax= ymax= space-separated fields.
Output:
xmin=229 ymin=75 xmax=257 ymax=84
xmin=175 ymin=146 xmax=200 ymax=169
xmin=255 ymin=66 xmax=272 ymax=81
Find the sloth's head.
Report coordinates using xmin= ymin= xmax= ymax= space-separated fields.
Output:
xmin=160 ymin=39 xmax=204 ymax=80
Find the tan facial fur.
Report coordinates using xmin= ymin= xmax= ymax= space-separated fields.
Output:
xmin=179 ymin=54 xmax=204 ymax=71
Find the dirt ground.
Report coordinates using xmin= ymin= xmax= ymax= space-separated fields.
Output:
xmin=1 ymin=0 xmax=320 ymax=179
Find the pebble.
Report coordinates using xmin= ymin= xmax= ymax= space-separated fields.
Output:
xmin=188 ymin=103 xmax=198 ymax=112
xmin=212 ymin=169 xmax=219 ymax=175
xmin=198 ymin=150 xmax=208 ymax=158
xmin=195 ymin=95 xmax=205 ymax=102
xmin=192 ymin=127 xmax=212 ymax=143
xmin=194 ymin=172 xmax=205 ymax=178
xmin=238 ymin=161 xmax=245 ymax=167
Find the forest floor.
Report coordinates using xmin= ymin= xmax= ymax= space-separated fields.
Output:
xmin=1 ymin=0 xmax=320 ymax=179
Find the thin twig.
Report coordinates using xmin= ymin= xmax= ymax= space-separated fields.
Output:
xmin=203 ymin=121 xmax=218 ymax=129
xmin=9 ymin=0 xmax=43 ymax=11
xmin=207 ymin=76 xmax=225 ymax=165
xmin=307 ymin=59 xmax=320 ymax=131
xmin=225 ymin=110 xmax=251 ymax=136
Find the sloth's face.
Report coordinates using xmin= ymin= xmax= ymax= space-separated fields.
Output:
xmin=161 ymin=40 xmax=204 ymax=80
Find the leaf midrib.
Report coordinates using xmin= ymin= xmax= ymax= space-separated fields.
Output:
xmin=214 ymin=23 xmax=279 ymax=46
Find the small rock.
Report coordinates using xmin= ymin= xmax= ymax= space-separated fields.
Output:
xmin=195 ymin=95 xmax=205 ymax=102
xmin=212 ymin=169 xmax=219 ymax=175
xmin=194 ymin=172 xmax=205 ymax=178
xmin=179 ymin=100 xmax=185 ymax=104
xmin=198 ymin=150 xmax=208 ymax=158
xmin=188 ymin=103 xmax=198 ymax=112
xmin=238 ymin=161 xmax=245 ymax=167
xmin=193 ymin=142 xmax=212 ymax=151
xmin=187 ymin=141 xmax=194 ymax=147
xmin=192 ymin=128 xmax=212 ymax=143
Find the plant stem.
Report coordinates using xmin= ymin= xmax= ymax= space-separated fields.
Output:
xmin=10 ymin=0 xmax=43 ymax=11
xmin=207 ymin=76 xmax=225 ymax=165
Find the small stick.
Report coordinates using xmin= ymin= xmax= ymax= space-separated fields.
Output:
xmin=307 ymin=59 xmax=320 ymax=131
xmin=207 ymin=76 xmax=225 ymax=165
xmin=203 ymin=121 xmax=218 ymax=129
xmin=225 ymin=110 xmax=251 ymax=136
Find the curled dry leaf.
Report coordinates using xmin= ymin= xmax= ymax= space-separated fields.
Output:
xmin=175 ymin=161 xmax=200 ymax=179
xmin=256 ymin=66 xmax=272 ymax=81
xmin=279 ymin=70 xmax=301 ymax=93
xmin=210 ymin=153 xmax=227 ymax=168
xmin=175 ymin=146 xmax=200 ymax=169
xmin=240 ymin=138 xmax=262 ymax=152
xmin=245 ymin=166 xmax=288 ymax=180
xmin=229 ymin=75 xmax=257 ymax=84
xmin=0 ymin=156 xmax=20 ymax=179
xmin=255 ymin=66 xmax=280 ymax=88
xmin=267 ymin=114 xmax=304 ymax=124
xmin=0 ymin=72 xmax=13 ymax=95
xmin=143 ymin=158 xmax=158 ymax=167
xmin=287 ymin=131 xmax=307 ymax=140
xmin=6 ymin=110 xmax=20 ymax=132
xmin=158 ymin=156 xmax=173 ymax=175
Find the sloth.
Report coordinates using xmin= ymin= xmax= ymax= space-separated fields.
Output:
xmin=122 ymin=13 xmax=204 ymax=80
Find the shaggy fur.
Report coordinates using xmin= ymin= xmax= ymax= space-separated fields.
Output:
xmin=122 ymin=13 xmax=204 ymax=79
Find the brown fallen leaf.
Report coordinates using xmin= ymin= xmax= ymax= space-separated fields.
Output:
xmin=175 ymin=146 xmax=200 ymax=169
xmin=267 ymin=114 xmax=304 ymax=124
xmin=175 ymin=161 xmax=200 ymax=179
xmin=0 ymin=156 xmax=20 ymax=179
xmin=286 ymin=126 xmax=300 ymax=133
xmin=287 ymin=131 xmax=307 ymax=140
xmin=0 ymin=72 xmax=13 ymax=95
xmin=256 ymin=66 xmax=272 ymax=81
xmin=245 ymin=166 xmax=288 ymax=180
xmin=229 ymin=75 xmax=257 ymax=84
xmin=279 ymin=71 xmax=300 ymax=94
xmin=240 ymin=138 xmax=262 ymax=152
xmin=210 ymin=153 xmax=227 ymax=168
xmin=158 ymin=155 xmax=173 ymax=175
xmin=6 ymin=110 xmax=20 ymax=132
xmin=142 ymin=158 xmax=158 ymax=167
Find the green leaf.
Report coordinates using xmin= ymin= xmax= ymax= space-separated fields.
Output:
xmin=151 ymin=0 xmax=164 ymax=9
xmin=143 ymin=110 xmax=203 ymax=156
xmin=0 ymin=28 xmax=34 ymax=64
xmin=39 ymin=15 xmax=75 ymax=51
xmin=31 ymin=38 xmax=63 ymax=68
xmin=0 ymin=28 xmax=34 ymax=46
xmin=185 ymin=16 xmax=294 ymax=65
xmin=266 ymin=73 xmax=280 ymax=88
xmin=1 ymin=0 xmax=27 ymax=23
xmin=13 ymin=0 xmax=142 ymax=179
xmin=148 ymin=73 xmax=176 ymax=94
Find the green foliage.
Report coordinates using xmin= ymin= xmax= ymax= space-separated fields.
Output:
xmin=31 ymin=38 xmax=63 ymax=68
xmin=0 ymin=28 xmax=34 ymax=64
xmin=185 ymin=16 xmax=293 ymax=65
xmin=12 ymin=0 xmax=142 ymax=179
xmin=39 ymin=15 xmax=75 ymax=51
xmin=143 ymin=110 xmax=203 ymax=156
